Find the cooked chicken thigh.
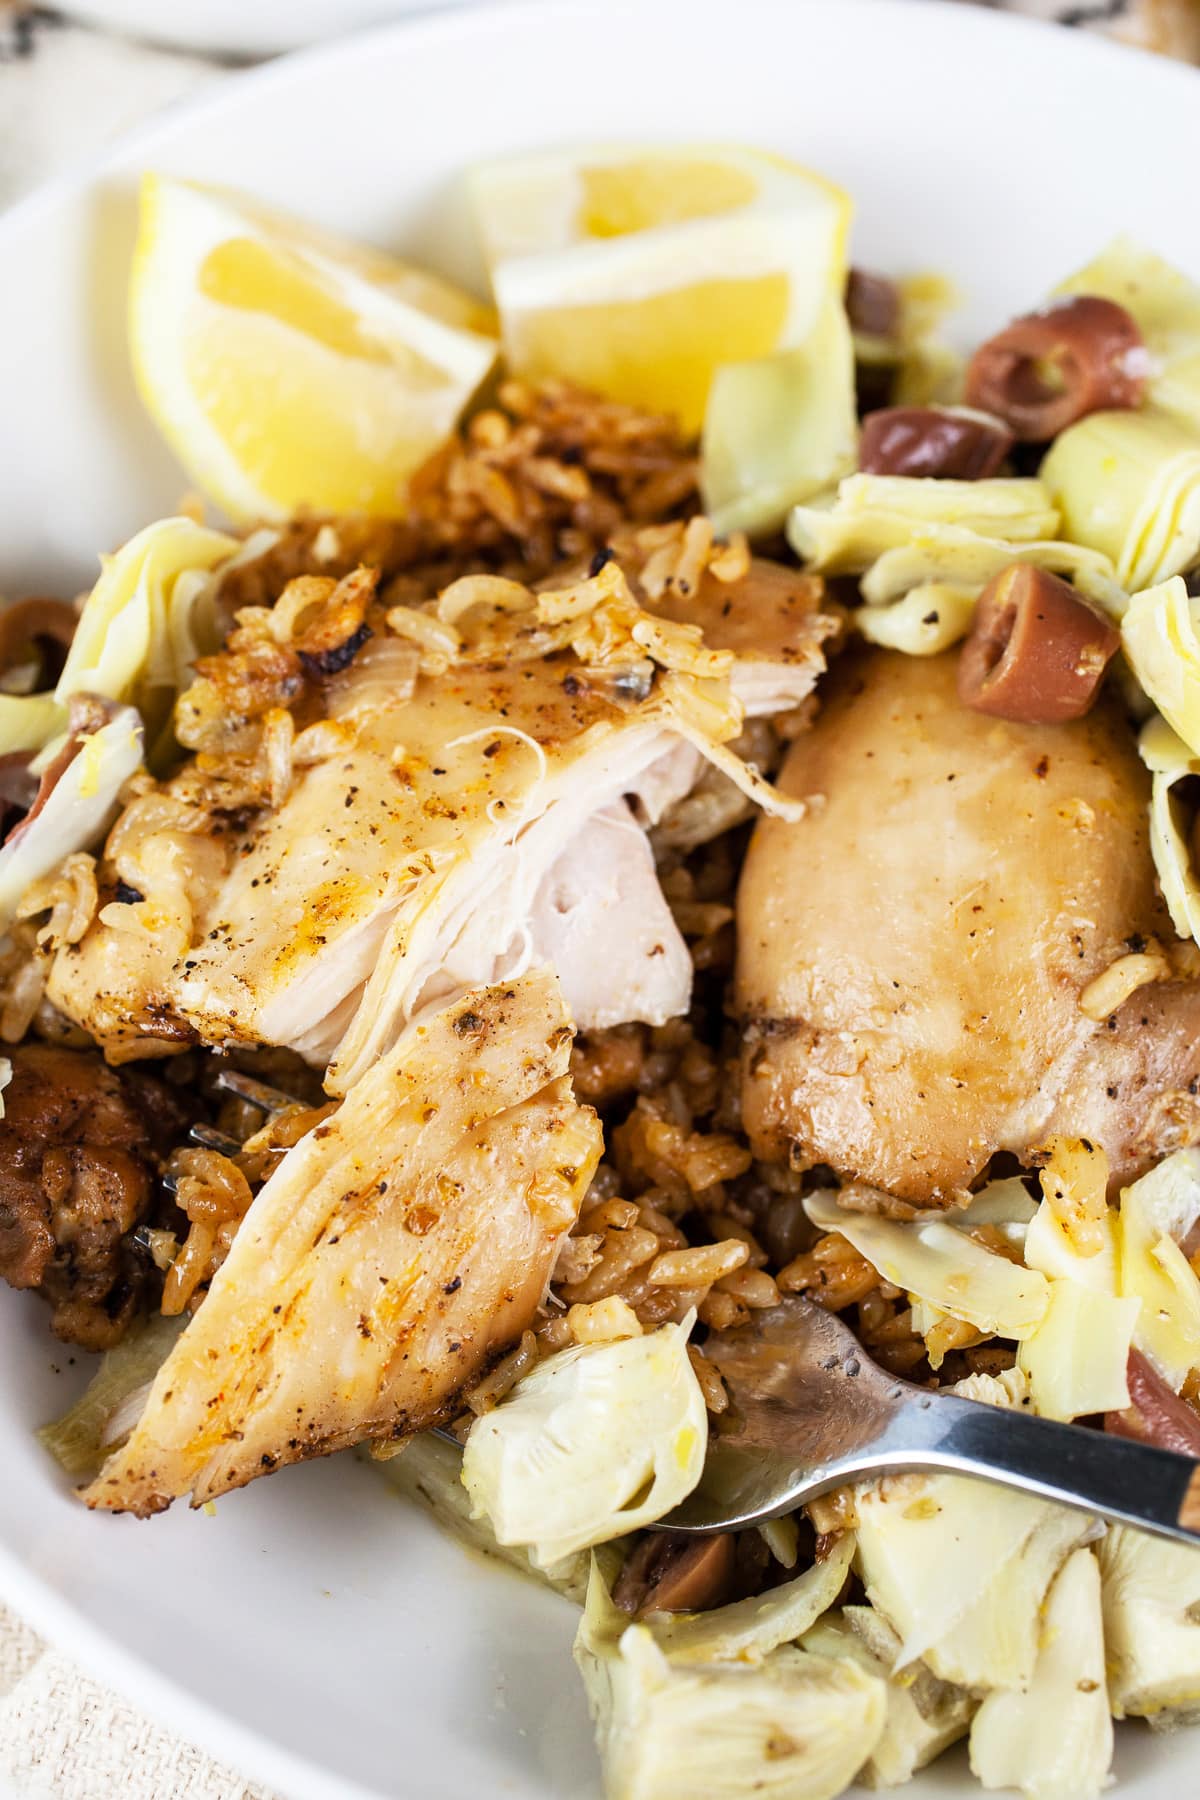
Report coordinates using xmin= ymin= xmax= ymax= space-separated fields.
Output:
xmin=738 ymin=650 xmax=1200 ymax=1204
xmin=49 ymin=554 xmax=834 ymax=1093
xmin=85 ymin=968 xmax=600 ymax=1515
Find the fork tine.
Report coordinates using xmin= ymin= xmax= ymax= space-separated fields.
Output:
xmin=159 ymin=1078 xmax=304 ymax=1198
xmin=187 ymin=1122 xmax=244 ymax=1156
xmin=213 ymin=1069 xmax=303 ymax=1114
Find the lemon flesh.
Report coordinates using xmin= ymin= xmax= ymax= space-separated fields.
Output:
xmin=515 ymin=274 xmax=790 ymax=427
xmin=130 ymin=175 xmax=498 ymax=523
xmin=472 ymin=143 xmax=851 ymax=436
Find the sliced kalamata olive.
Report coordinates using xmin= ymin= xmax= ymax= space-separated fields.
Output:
xmin=964 ymin=295 xmax=1147 ymax=442
xmin=858 ymin=405 xmax=1014 ymax=479
xmin=1106 ymin=1350 xmax=1200 ymax=1457
xmin=846 ymin=269 xmax=901 ymax=340
xmin=957 ymin=563 xmax=1119 ymax=725
xmin=613 ymin=1530 xmax=738 ymax=1617
xmin=0 ymin=596 xmax=77 ymax=689
xmin=0 ymin=752 xmax=37 ymax=817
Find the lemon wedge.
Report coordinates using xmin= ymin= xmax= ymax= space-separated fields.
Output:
xmin=129 ymin=175 xmax=499 ymax=522
xmin=471 ymin=143 xmax=851 ymax=436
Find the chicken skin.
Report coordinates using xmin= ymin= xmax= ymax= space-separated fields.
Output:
xmin=738 ymin=649 xmax=1200 ymax=1204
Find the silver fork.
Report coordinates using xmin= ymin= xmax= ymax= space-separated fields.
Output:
xmin=139 ymin=1069 xmax=300 ymax=1216
xmin=661 ymin=1296 xmax=1200 ymax=1547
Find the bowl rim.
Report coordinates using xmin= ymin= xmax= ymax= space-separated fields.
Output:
xmin=3 ymin=0 xmax=1196 ymax=255
xmin=0 ymin=2 xmax=1196 ymax=1795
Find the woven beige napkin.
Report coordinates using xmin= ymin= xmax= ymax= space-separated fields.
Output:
xmin=0 ymin=1611 xmax=273 ymax=1800
xmin=985 ymin=0 xmax=1200 ymax=58
xmin=0 ymin=1 xmax=1196 ymax=1796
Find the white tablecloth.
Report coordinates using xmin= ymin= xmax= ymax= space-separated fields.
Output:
xmin=0 ymin=0 xmax=1196 ymax=1794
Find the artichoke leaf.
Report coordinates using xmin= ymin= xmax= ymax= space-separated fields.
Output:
xmin=703 ymin=294 xmax=857 ymax=538
xmin=802 ymin=1190 xmax=1049 ymax=1339
xmin=968 ymin=1547 xmax=1112 ymax=1800
xmin=1140 ymin=713 xmax=1200 ymax=944
xmin=803 ymin=1607 xmax=975 ymax=1789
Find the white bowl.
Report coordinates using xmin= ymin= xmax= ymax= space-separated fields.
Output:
xmin=62 ymin=0 xmax=471 ymax=58
xmin=0 ymin=3 xmax=1198 ymax=1796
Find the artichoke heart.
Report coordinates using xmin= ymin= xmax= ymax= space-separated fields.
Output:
xmin=574 ymin=1557 xmax=886 ymax=1800
xmin=1042 ymin=409 xmax=1200 ymax=592
xmin=702 ymin=293 xmax=857 ymax=538
xmin=1016 ymin=1278 xmax=1138 ymax=1422
xmin=802 ymin=1190 xmax=1049 ymax=1341
xmin=0 ymin=706 xmax=144 ymax=932
xmin=461 ymin=1317 xmax=707 ymax=1569
xmin=785 ymin=472 xmax=1116 ymax=653
xmin=1140 ymin=713 xmax=1200 ymax=945
xmin=1100 ymin=1524 xmax=1200 ymax=1724
xmin=854 ymin=1467 xmax=1096 ymax=1691
xmin=1118 ymin=1156 xmax=1200 ymax=1392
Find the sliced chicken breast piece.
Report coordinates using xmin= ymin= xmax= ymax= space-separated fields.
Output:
xmin=85 ymin=969 xmax=601 ymax=1516
xmin=738 ymin=649 xmax=1200 ymax=1204
xmin=49 ymin=553 xmax=834 ymax=1092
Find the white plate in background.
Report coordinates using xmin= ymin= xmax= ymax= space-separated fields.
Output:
xmin=60 ymin=0 xmax=473 ymax=58
xmin=0 ymin=3 xmax=1198 ymax=1796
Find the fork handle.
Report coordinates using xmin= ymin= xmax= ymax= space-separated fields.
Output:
xmin=867 ymin=1390 xmax=1200 ymax=1547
